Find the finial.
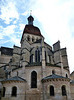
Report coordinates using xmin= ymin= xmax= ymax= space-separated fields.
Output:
xmin=28 ymin=11 xmax=34 ymax=25
xmin=30 ymin=10 xmax=32 ymax=16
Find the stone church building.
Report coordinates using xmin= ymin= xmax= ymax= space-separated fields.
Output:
xmin=0 ymin=15 xmax=74 ymax=100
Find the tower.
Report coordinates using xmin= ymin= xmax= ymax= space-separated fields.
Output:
xmin=27 ymin=15 xmax=34 ymax=25
xmin=0 ymin=15 xmax=73 ymax=100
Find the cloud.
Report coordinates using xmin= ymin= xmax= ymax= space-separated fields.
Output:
xmin=0 ymin=0 xmax=19 ymax=24
xmin=0 ymin=0 xmax=74 ymax=73
xmin=10 ymin=35 xmax=21 ymax=46
xmin=0 ymin=25 xmax=16 ymax=36
xmin=0 ymin=34 xmax=3 ymax=39
xmin=19 ymin=24 xmax=25 ymax=31
xmin=22 ymin=11 xmax=29 ymax=16
xmin=0 ymin=25 xmax=21 ymax=46
xmin=29 ymin=0 xmax=74 ymax=73
xmin=0 ymin=39 xmax=10 ymax=45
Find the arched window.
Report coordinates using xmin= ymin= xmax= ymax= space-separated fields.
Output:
xmin=61 ymin=85 xmax=66 ymax=96
xmin=27 ymin=36 xmax=30 ymax=41
xmin=0 ymin=90 xmax=1 ymax=96
xmin=49 ymin=55 xmax=51 ymax=63
xmin=30 ymin=54 xmax=33 ymax=63
xmin=36 ymin=38 xmax=38 ymax=41
xmin=52 ymin=70 xmax=55 ymax=74
xmin=35 ymin=49 xmax=40 ymax=62
xmin=66 ymin=74 xmax=68 ymax=78
xmin=12 ymin=86 xmax=17 ymax=97
xmin=50 ymin=85 xmax=54 ymax=96
xmin=32 ymin=37 xmax=35 ymax=42
xmin=31 ymin=71 xmax=37 ymax=88
xmin=3 ymin=87 xmax=6 ymax=97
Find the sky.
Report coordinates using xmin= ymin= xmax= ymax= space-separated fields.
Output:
xmin=0 ymin=0 xmax=74 ymax=73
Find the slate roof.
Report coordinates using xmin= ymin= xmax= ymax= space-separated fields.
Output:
xmin=2 ymin=76 xmax=26 ymax=82
xmin=0 ymin=47 xmax=13 ymax=56
xmin=28 ymin=15 xmax=34 ymax=21
xmin=70 ymin=80 xmax=74 ymax=84
xmin=70 ymin=71 xmax=74 ymax=75
xmin=42 ymin=74 xmax=68 ymax=80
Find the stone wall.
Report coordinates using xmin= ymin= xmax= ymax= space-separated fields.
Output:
xmin=43 ymin=79 xmax=71 ymax=100
xmin=1 ymin=81 xmax=26 ymax=100
xmin=0 ymin=55 xmax=12 ymax=67
xmin=70 ymin=84 xmax=74 ymax=100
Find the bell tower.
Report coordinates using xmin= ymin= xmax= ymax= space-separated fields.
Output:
xmin=27 ymin=15 xmax=34 ymax=25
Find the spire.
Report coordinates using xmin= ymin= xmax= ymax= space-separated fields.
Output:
xmin=27 ymin=14 xmax=34 ymax=25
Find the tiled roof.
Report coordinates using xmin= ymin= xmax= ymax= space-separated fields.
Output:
xmin=23 ymin=25 xmax=43 ymax=37
xmin=2 ymin=76 xmax=26 ymax=82
xmin=42 ymin=74 xmax=68 ymax=80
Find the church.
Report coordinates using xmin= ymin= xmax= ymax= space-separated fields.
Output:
xmin=0 ymin=15 xmax=74 ymax=100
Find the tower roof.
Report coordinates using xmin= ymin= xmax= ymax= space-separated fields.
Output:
xmin=21 ymin=16 xmax=43 ymax=42
xmin=27 ymin=15 xmax=34 ymax=25
xmin=23 ymin=24 xmax=43 ymax=36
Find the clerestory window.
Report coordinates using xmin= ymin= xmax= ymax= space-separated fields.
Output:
xmin=30 ymin=54 xmax=33 ymax=63
xmin=35 ymin=49 xmax=40 ymax=62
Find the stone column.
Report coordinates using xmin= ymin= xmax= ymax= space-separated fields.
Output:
xmin=41 ymin=38 xmax=47 ymax=100
xmin=41 ymin=38 xmax=46 ymax=78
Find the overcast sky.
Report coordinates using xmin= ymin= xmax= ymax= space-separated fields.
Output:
xmin=0 ymin=0 xmax=74 ymax=73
